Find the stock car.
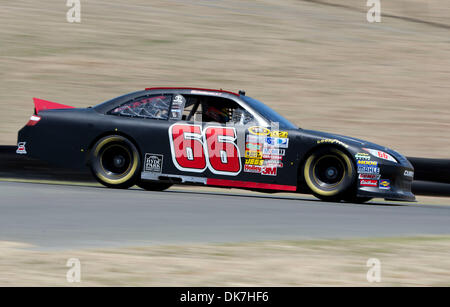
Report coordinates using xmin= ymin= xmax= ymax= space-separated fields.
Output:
xmin=17 ymin=87 xmax=415 ymax=203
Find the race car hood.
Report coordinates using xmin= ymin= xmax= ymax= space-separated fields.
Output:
xmin=301 ymin=129 xmax=411 ymax=165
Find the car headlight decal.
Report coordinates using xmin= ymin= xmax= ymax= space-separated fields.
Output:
xmin=362 ymin=148 xmax=397 ymax=163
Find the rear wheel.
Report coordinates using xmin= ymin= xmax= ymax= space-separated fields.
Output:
xmin=137 ymin=181 xmax=172 ymax=192
xmin=89 ymin=135 xmax=140 ymax=189
xmin=303 ymin=147 xmax=356 ymax=202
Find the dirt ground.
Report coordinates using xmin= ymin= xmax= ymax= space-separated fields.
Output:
xmin=0 ymin=0 xmax=449 ymax=158
xmin=0 ymin=236 xmax=449 ymax=286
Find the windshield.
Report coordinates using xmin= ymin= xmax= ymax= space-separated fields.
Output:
xmin=241 ymin=96 xmax=298 ymax=129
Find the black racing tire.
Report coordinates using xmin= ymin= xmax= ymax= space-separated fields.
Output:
xmin=303 ymin=147 xmax=356 ymax=202
xmin=137 ymin=181 xmax=172 ymax=192
xmin=89 ymin=135 xmax=140 ymax=189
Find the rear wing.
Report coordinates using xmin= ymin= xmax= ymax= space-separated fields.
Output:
xmin=33 ymin=97 xmax=74 ymax=114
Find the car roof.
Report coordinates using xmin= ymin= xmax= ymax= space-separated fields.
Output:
xmin=145 ymin=87 xmax=240 ymax=97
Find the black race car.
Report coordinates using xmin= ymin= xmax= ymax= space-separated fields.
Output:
xmin=17 ymin=87 xmax=415 ymax=202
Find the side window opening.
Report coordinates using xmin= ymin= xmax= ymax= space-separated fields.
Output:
xmin=180 ymin=97 xmax=200 ymax=121
xmin=201 ymin=96 xmax=255 ymax=125
xmin=163 ymin=94 xmax=256 ymax=125
xmin=109 ymin=95 xmax=172 ymax=120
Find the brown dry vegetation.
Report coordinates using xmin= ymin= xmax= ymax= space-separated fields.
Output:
xmin=1 ymin=236 xmax=450 ymax=286
xmin=0 ymin=0 xmax=449 ymax=158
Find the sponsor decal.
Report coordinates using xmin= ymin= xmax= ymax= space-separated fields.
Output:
xmin=363 ymin=148 xmax=397 ymax=163
xmin=246 ymin=134 xmax=265 ymax=143
xmin=169 ymin=124 xmax=241 ymax=176
xmin=191 ymin=90 xmax=221 ymax=96
xmin=245 ymin=142 xmax=263 ymax=151
xmin=317 ymin=138 xmax=349 ymax=148
xmin=355 ymin=153 xmax=371 ymax=160
xmin=359 ymin=173 xmax=380 ymax=180
xmin=262 ymin=148 xmax=285 ymax=156
xmin=244 ymin=164 xmax=262 ymax=173
xmin=245 ymin=158 xmax=264 ymax=166
xmin=379 ymin=179 xmax=391 ymax=190
xmin=262 ymin=154 xmax=283 ymax=160
xmin=358 ymin=166 xmax=380 ymax=174
xmin=357 ymin=160 xmax=378 ymax=166
xmin=265 ymin=137 xmax=289 ymax=148
xmin=261 ymin=166 xmax=277 ymax=176
xmin=270 ymin=131 xmax=288 ymax=138
xmin=16 ymin=142 xmax=27 ymax=155
xmin=245 ymin=150 xmax=262 ymax=159
xmin=144 ymin=153 xmax=163 ymax=173
xmin=404 ymin=170 xmax=414 ymax=178
xmin=264 ymin=160 xmax=283 ymax=168
xmin=360 ymin=179 xmax=378 ymax=187
xmin=248 ymin=126 xmax=270 ymax=136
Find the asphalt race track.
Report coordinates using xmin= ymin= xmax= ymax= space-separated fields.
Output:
xmin=1 ymin=181 xmax=450 ymax=250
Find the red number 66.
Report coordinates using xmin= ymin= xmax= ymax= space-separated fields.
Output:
xmin=169 ymin=124 xmax=241 ymax=176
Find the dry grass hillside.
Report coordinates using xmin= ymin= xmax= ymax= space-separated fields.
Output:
xmin=0 ymin=0 xmax=449 ymax=157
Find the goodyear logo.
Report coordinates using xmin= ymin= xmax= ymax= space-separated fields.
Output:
xmin=317 ymin=139 xmax=349 ymax=148
xmin=248 ymin=126 xmax=271 ymax=136
xmin=357 ymin=160 xmax=378 ymax=166
xmin=245 ymin=158 xmax=264 ymax=166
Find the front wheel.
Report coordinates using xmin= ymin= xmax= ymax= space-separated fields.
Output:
xmin=89 ymin=135 xmax=141 ymax=189
xmin=303 ymin=147 xmax=356 ymax=202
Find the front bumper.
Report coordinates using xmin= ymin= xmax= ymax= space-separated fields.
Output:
xmin=357 ymin=163 xmax=416 ymax=202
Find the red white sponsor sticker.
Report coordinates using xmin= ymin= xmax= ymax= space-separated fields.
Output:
xmin=244 ymin=164 xmax=262 ymax=173
xmin=359 ymin=173 xmax=380 ymax=180
xmin=264 ymin=160 xmax=283 ymax=168
xmin=262 ymin=154 xmax=283 ymax=160
xmin=363 ymin=148 xmax=397 ymax=163
xmin=16 ymin=142 xmax=27 ymax=155
xmin=360 ymin=179 xmax=378 ymax=187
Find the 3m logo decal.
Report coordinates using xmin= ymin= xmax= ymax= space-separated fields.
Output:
xmin=261 ymin=166 xmax=277 ymax=176
xmin=169 ymin=124 xmax=241 ymax=176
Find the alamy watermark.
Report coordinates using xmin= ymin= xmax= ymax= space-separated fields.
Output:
xmin=66 ymin=0 xmax=81 ymax=23
xmin=367 ymin=0 xmax=381 ymax=23
xmin=66 ymin=258 xmax=81 ymax=283
xmin=366 ymin=258 xmax=381 ymax=283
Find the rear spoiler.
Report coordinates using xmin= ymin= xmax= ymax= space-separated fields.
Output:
xmin=33 ymin=97 xmax=75 ymax=114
